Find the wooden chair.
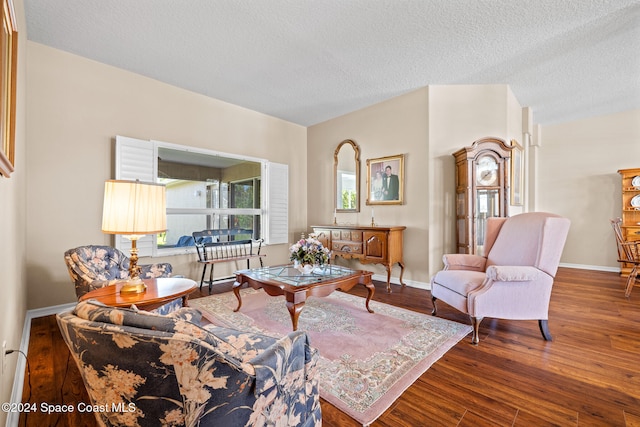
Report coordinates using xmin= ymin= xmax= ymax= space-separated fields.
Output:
xmin=192 ymin=230 xmax=265 ymax=291
xmin=610 ymin=218 xmax=640 ymax=297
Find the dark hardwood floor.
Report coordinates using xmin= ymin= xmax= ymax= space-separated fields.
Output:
xmin=18 ymin=268 xmax=640 ymax=426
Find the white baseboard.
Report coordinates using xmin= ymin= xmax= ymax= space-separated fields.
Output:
xmin=371 ymin=274 xmax=430 ymax=290
xmin=6 ymin=302 xmax=76 ymax=427
xmin=559 ymin=262 xmax=620 ymax=273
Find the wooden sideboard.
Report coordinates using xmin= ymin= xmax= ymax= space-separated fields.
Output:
xmin=311 ymin=225 xmax=406 ymax=293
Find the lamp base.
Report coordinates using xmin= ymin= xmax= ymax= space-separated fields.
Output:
xmin=120 ymin=237 xmax=146 ymax=294
xmin=120 ymin=277 xmax=147 ymax=294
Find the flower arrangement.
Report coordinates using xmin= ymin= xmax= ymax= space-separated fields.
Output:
xmin=289 ymin=234 xmax=330 ymax=266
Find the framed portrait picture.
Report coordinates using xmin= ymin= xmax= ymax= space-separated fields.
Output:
xmin=366 ymin=154 xmax=404 ymax=205
xmin=510 ymin=140 xmax=524 ymax=206
xmin=0 ymin=0 xmax=17 ymax=178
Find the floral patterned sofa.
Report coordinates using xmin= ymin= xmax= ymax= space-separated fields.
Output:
xmin=56 ymin=300 xmax=322 ymax=427
xmin=64 ymin=245 xmax=173 ymax=299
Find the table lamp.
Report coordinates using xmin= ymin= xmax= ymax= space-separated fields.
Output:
xmin=101 ymin=179 xmax=167 ymax=294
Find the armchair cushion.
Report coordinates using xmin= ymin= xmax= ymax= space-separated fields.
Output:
xmin=57 ymin=300 xmax=322 ymax=427
xmin=433 ymin=270 xmax=486 ymax=296
xmin=442 ymin=253 xmax=487 ymax=271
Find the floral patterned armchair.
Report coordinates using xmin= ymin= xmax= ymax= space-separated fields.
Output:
xmin=64 ymin=245 xmax=173 ymax=299
xmin=56 ymin=300 xmax=322 ymax=427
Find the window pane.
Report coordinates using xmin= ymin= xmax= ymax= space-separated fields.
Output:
xmin=163 ymin=180 xmax=210 ymax=209
xmin=231 ymin=181 xmax=254 ymax=208
xmin=156 ymin=148 xmax=263 ymax=250
xmin=160 ymin=214 xmax=210 ymax=248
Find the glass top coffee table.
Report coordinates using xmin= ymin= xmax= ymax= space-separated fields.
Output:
xmin=233 ymin=264 xmax=375 ymax=331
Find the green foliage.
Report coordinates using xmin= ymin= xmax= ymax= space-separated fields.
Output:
xmin=341 ymin=190 xmax=356 ymax=209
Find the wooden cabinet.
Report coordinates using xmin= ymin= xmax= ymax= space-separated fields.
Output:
xmin=618 ymin=168 xmax=640 ymax=276
xmin=311 ymin=225 xmax=405 ymax=293
xmin=453 ymin=137 xmax=512 ymax=255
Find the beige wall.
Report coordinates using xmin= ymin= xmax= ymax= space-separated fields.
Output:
xmin=308 ymin=88 xmax=430 ymax=286
xmin=26 ymin=42 xmax=307 ymax=310
xmin=1 ymin=0 xmax=27 ymax=420
xmin=308 ymin=85 xmax=526 ymax=285
xmin=535 ymin=109 xmax=640 ymax=269
xmin=427 ymin=85 xmax=524 ymax=276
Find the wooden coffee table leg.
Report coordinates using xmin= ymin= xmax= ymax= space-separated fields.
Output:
xmin=361 ymin=276 xmax=375 ymax=313
xmin=285 ymin=301 xmax=304 ymax=331
xmin=285 ymin=291 xmax=308 ymax=331
xmin=232 ymin=280 xmax=243 ymax=312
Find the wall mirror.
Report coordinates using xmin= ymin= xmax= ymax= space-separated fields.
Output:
xmin=334 ymin=139 xmax=360 ymax=212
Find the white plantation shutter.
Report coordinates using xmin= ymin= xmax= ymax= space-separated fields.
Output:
xmin=266 ymin=162 xmax=288 ymax=244
xmin=114 ymin=136 xmax=158 ymax=256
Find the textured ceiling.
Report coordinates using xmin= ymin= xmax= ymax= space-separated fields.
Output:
xmin=24 ymin=0 xmax=640 ymax=127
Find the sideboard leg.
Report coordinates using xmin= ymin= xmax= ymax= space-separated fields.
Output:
xmin=385 ymin=266 xmax=392 ymax=293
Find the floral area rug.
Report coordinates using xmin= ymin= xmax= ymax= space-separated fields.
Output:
xmin=188 ymin=288 xmax=471 ymax=426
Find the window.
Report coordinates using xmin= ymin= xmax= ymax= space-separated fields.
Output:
xmin=115 ymin=136 xmax=287 ymax=256
xmin=157 ymin=146 xmax=262 ymax=250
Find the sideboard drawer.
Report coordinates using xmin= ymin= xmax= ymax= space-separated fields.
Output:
xmin=332 ymin=242 xmax=363 ymax=254
xmin=347 ymin=231 xmax=363 ymax=242
xmin=333 ymin=230 xmax=363 ymax=242
xmin=626 ymin=227 xmax=640 ymax=241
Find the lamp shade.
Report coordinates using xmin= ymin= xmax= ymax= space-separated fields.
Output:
xmin=102 ymin=180 xmax=167 ymax=235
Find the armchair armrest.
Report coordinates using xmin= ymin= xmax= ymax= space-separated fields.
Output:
xmin=246 ymin=331 xmax=320 ymax=427
xmin=485 ymin=265 xmax=544 ymax=282
xmin=139 ymin=262 xmax=173 ymax=278
xmin=442 ymin=254 xmax=487 ymax=271
xmin=250 ymin=331 xmax=313 ymax=396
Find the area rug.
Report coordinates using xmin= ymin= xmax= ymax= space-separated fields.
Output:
xmin=188 ymin=289 xmax=471 ymax=426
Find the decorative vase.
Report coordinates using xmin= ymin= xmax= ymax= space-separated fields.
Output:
xmin=294 ymin=262 xmax=316 ymax=275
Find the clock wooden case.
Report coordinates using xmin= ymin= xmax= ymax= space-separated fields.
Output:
xmin=453 ymin=137 xmax=513 ymax=254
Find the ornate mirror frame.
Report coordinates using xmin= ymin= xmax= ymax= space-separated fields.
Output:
xmin=0 ymin=0 xmax=17 ymax=178
xmin=334 ymin=139 xmax=360 ymax=212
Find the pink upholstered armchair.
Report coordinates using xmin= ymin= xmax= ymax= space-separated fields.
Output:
xmin=431 ymin=212 xmax=570 ymax=344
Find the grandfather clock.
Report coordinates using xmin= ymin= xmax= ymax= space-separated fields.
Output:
xmin=453 ymin=137 xmax=512 ymax=255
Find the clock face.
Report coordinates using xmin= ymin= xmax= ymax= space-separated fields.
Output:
xmin=476 ymin=155 xmax=498 ymax=186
